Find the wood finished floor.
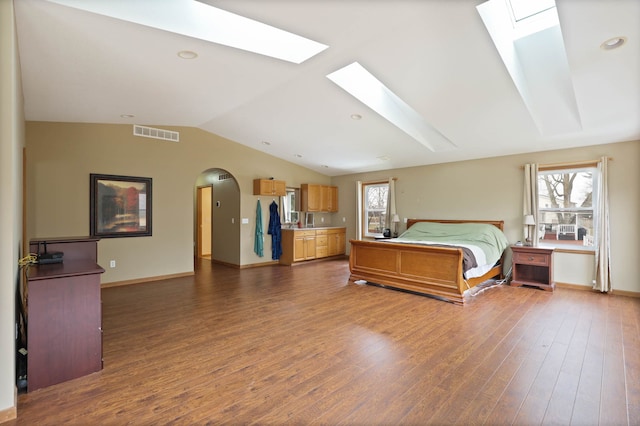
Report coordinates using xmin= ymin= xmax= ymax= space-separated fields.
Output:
xmin=12 ymin=258 xmax=640 ymax=425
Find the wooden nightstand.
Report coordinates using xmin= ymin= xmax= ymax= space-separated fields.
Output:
xmin=510 ymin=245 xmax=554 ymax=291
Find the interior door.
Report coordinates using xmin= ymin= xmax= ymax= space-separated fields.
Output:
xmin=197 ymin=186 xmax=212 ymax=258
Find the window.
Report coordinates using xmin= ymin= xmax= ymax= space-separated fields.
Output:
xmin=362 ymin=182 xmax=389 ymax=237
xmin=537 ymin=165 xmax=598 ymax=248
xmin=284 ymin=187 xmax=299 ymax=224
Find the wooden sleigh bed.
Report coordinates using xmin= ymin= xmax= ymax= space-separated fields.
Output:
xmin=348 ymin=219 xmax=507 ymax=305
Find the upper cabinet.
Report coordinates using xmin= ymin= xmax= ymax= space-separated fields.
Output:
xmin=301 ymin=184 xmax=321 ymax=211
xmin=253 ymin=179 xmax=286 ymax=196
xmin=326 ymin=185 xmax=338 ymax=212
xmin=301 ymin=184 xmax=338 ymax=212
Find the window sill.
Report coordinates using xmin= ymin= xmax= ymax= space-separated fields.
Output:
xmin=537 ymin=241 xmax=595 ymax=255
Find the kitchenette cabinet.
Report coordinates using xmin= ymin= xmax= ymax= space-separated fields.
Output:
xmin=300 ymin=184 xmax=338 ymax=212
xmin=280 ymin=227 xmax=346 ymax=265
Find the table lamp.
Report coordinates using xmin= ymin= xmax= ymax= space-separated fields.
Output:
xmin=524 ymin=214 xmax=536 ymax=245
xmin=392 ymin=214 xmax=400 ymax=237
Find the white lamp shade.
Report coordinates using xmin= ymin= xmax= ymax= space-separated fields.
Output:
xmin=392 ymin=214 xmax=400 ymax=223
xmin=524 ymin=214 xmax=536 ymax=225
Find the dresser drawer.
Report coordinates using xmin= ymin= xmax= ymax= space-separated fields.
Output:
xmin=316 ymin=235 xmax=328 ymax=246
xmin=513 ymin=251 xmax=549 ymax=266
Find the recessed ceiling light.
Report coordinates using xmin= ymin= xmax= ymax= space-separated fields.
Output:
xmin=600 ymin=36 xmax=627 ymax=51
xmin=377 ymin=155 xmax=390 ymax=161
xmin=261 ymin=141 xmax=271 ymax=146
xmin=120 ymin=114 xmax=135 ymax=118
xmin=295 ymin=154 xmax=303 ymax=158
xmin=177 ymin=50 xmax=198 ymax=59
xmin=321 ymin=165 xmax=329 ymax=168
xmin=350 ymin=114 xmax=362 ymax=120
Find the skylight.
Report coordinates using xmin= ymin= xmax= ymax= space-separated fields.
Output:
xmin=45 ymin=0 xmax=328 ymax=64
xmin=326 ymin=62 xmax=455 ymax=152
xmin=507 ymin=0 xmax=556 ymax=22
xmin=477 ymin=0 xmax=581 ymax=136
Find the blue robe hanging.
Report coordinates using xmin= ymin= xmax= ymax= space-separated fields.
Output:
xmin=268 ymin=200 xmax=282 ymax=260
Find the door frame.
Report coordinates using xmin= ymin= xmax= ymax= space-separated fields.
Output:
xmin=196 ymin=185 xmax=213 ymax=258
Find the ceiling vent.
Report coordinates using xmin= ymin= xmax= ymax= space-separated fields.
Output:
xmin=133 ymin=125 xmax=179 ymax=142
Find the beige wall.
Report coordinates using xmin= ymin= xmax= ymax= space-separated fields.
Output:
xmin=25 ymin=119 xmax=639 ymax=294
xmin=331 ymin=140 xmax=640 ymax=293
xmin=25 ymin=122 xmax=331 ymax=283
xmin=0 ymin=0 xmax=23 ymax=417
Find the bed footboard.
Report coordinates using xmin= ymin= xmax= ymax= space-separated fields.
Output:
xmin=349 ymin=239 xmax=468 ymax=304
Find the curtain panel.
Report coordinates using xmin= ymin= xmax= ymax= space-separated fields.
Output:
xmin=594 ymin=156 xmax=611 ymax=292
xmin=384 ymin=177 xmax=397 ymax=230
xmin=356 ymin=180 xmax=363 ymax=240
xmin=523 ymin=163 xmax=539 ymax=246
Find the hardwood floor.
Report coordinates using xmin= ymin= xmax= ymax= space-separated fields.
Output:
xmin=11 ymin=258 xmax=640 ymax=425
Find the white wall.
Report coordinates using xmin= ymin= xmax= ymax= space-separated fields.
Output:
xmin=0 ymin=0 xmax=23 ymax=418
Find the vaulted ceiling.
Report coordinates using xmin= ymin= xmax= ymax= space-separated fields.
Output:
xmin=14 ymin=0 xmax=640 ymax=176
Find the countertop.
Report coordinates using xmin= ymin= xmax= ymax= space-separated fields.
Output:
xmin=281 ymin=226 xmax=345 ymax=231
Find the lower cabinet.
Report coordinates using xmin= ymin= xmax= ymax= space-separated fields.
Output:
xmin=292 ymin=230 xmax=316 ymax=262
xmin=316 ymin=230 xmax=329 ymax=258
xmin=280 ymin=227 xmax=346 ymax=265
xmin=323 ymin=228 xmax=346 ymax=257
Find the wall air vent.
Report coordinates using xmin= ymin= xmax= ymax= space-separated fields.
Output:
xmin=218 ymin=173 xmax=232 ymax=181
xmin=133 ymin=125 xmax=179 ymax=142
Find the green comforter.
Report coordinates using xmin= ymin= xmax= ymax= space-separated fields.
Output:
xmin=397 ymin=222 xmax=509 ymax=265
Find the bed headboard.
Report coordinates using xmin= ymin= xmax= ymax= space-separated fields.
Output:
xmin=406 ymin=219 xmax=504 ymax=231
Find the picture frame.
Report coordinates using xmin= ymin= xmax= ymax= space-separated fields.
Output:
xmin=90 ymin=174 xmax=152 ymax=238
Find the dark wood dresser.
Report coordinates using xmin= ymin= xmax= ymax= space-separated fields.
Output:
xmin=26 ymin=236 xmax=104 ymax=391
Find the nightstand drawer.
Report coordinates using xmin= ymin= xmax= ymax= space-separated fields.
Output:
xmin=513 ymin=251 xmax=549 ymax=266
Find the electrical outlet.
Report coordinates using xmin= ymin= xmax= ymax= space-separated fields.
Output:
xmin=109 ymin=260 xmax=116 ymax=268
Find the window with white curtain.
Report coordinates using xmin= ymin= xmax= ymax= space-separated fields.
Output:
xmin=537 ymin=165 xmax=599 ymax=248
xmin=362 ymin=181 xmax=389 ymax=237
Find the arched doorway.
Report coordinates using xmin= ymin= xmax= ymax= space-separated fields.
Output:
xmin=195 ymin=169 xmax=241 ymax=266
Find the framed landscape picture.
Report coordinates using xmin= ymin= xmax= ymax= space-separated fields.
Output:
xmin=90 ymin=174 xmax=152 ymax=238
